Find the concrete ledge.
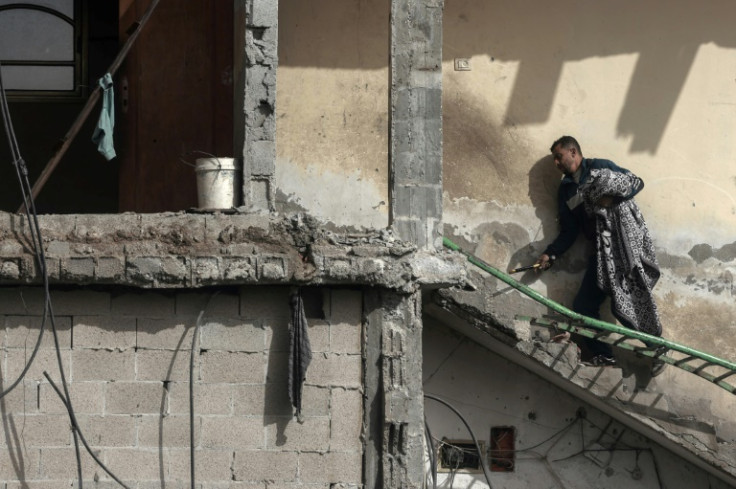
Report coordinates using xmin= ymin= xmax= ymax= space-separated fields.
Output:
xmin=0 ymin=211 xmax=466 ymax=291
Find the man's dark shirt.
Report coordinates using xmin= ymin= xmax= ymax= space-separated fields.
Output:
xmin=544 ymin=157 xmax=643 ymax=258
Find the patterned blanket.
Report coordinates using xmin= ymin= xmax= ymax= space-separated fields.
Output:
xmin=579 ymin=168 xmax=662 ymax=336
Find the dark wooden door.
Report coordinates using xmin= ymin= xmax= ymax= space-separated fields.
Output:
xmin=118 ymin=0 xmax=233 ymax=212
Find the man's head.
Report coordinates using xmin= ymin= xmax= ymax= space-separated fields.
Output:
xmin=550 ymin=135 xmax=583 ymax=175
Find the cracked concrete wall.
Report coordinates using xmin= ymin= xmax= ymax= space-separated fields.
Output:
xmin=440 ymin=1 xmax=736 ymax=362
xmin=275 ymin=0 xmax=390 ymax=229
xmin=422 ymin=319 xmax=734 ymax=489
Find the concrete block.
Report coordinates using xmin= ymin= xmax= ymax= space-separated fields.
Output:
xmin=264 ymin=416 xmax=329 ymax=451
xmin=168 ymin=448 xmax=234 ymax=482
xmin=168 ymin=382 xmax=232 ymax=415
xmin=248 ymin=382 xmax=327 ymax=418
xmin=330 ymin=389 xmax=363 ymax=450
xmin=327 ymin=290 xmax=362 ymax=325
xmin=247 ymin=0 xmax=278 ymax=27
xmin=306 ymin=354 xmax=362 ymax=388
xmin=240 ymin=286 xmax=291 ymax=319
xmin=7 ymin=482 xmax=79 ymax=489
xmin=175 ymin=290 xmax=240 ymax=317
xmin=201 ymin=416 xmax=265 ymax=449
xmin=232 ymin=450 xmax=298 ymax=482
xmin=111 ymin=290 xmax=175 ymax=317
xmin=394 ymin=185 xmax=442 ymax=220
xmin=5 ymin=348 xmax=70 ymax=383
xmin=60 ymin=256 xmax=96 ymax=281
xmin=307 ymin=320 xmax=330 ymax=353
xmin=0 ymin=447 xmax=39 ymax=479
xmin=223 ymin=256 xmax=257 ymax=281
xmin=199 ymin=351 xmax=265 ymax=384
xmin=71 ymin=350 xmax=135 ymax=381
xmin=4 ymin=315 xmax=71 ymax=349
xmin=300 ymin=385 xmax=331 ymax=417
xmin=126 ymin=256 xmax=177 ymax=285
xmin=299 ymin=452 xmax=363 ymax=484
xmin=264 ymin=351 xmax=289 ymax=383
xmin=0 ymin=414 xmax=70 ymax=447
xmin=100 ymin=448 xmax=164 ymax=481
xmin=258 ymin=256 xmax=286 ymax=281
xmin=0 ymin=287 xmax=45 ymax=314
xmin=193 ymin=256 xmax=222 ymax=284
xmin=199 ymin=318 xmax=265 ymax=352
xmin=105 ymin=382 xmax=166 ymax=415
xmin=0 ymin=381 xmax=38 ymax=413
xmin=49 ymin=289 xmax=111 ymax=315
xmin=75 ymin=414 xmax=137 ymax=447
xmin=73 ymin=316 xmax=135 ymax=350
xmin=330 ymin=323 xmax=362 ymax=355
xmin=136 ymin=349 xmax=191 ymax=382
xmin=233 ymin=384 xmax=268 ymax=416
xmin=264 ymin=317 xmax=290 ymax=352
xmin=392 ymin=218 xmax=427 ymax=248
xmin=394 ymin=150 xmax=442 ymax=185
xmin=0 ymin=258 xmax=21 ymax=280
xmin=39 ymin=381 xmax=104 ymax=414
xmin=323 ymin=258 xmax=352 ymax=280
xmin=96 ymin=256 xmax=125 ymax=281
xmin=39 ymin=447 xmax=97 ymax=479
xmin=248 ymin=141 xmax=276 ymax=176
xmin=138 ymin=414 xmax=200 ymax=447
xmin=136 ymin=316 xmax=195 ymax=350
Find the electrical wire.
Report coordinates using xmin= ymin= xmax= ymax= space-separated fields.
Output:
xmin=424 ymin=416 xmax=438 ymax=489
xmin=424 ymin=394 xmax=494 ymax=489
xmin=1 ymin=61 xmax=129 ymax=489
xmin=44 ymin=373 xmax=131 ymax=488
xmin=189 ymin=290 xmax=221 ymax=489
xmin=0 ymin=61 xmax=48 ymax=400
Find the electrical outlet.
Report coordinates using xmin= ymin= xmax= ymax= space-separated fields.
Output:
xmin=454 ymin=58 xmax=471 ymax=71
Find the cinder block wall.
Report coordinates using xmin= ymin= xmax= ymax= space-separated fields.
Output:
xmin=0 ymin=285 xmax=364 ymax=488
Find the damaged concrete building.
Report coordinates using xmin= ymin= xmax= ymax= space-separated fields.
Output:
xmin=1 ymin=1 xmax=735 ymax=488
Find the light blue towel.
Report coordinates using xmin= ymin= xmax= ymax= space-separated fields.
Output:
xmin=92 ymin=73 xmax=116 ymax=160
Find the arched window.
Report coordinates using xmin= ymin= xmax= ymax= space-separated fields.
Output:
xmin=0 ymin=0 xmax=85 ymax=100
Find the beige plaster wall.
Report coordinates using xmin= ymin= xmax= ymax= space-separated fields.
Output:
xmin=276 ymin=0 xmax=390 ymax=229
xmin=441 ymin=0 xmax=736 ymax=360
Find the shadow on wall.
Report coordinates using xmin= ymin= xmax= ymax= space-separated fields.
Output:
xmin=443 ymin=0 xmax=736 ymax=154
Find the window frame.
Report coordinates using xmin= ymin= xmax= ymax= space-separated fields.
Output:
xmin=0 ymin=0 xmax=88 ymax=102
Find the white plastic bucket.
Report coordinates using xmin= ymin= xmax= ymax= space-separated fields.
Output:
xmin=195 ymin=157 xmax=241 ymax=209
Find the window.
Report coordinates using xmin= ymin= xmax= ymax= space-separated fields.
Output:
xmin=0 ymin=0 xmax=86 ymax=100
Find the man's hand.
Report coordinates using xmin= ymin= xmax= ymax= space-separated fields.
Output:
xmin=535 ymin=254 xmax=555 ymax=272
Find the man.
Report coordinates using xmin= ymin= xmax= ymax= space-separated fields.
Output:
xmin=536 ymin=136 xmax=662 ymax=367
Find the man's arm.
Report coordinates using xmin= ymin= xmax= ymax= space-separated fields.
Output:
xmin=590 ymin=158 xmax=644 ymax=202
xmin=536 ymin=185 xmax=580 ymax=269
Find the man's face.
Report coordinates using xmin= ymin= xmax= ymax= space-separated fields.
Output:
xmin=551 ymin=144 xmax=579 ymax=175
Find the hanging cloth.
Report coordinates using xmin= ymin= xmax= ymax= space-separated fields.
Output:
xmin=580 ymin=168 xmax=662 ymax=336
xmin=288 ymin=287 xmax=312 ymax=419
xmin=91 ymin=73 xmax=116 ymax=160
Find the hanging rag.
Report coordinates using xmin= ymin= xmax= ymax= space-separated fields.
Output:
xmin=91 ymin=73 xmax=116 ymax=160
xmin=288 ymin=287 xmax=312 ymax=419
xmin=579 ymin=168 xmax=662 ymax=336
